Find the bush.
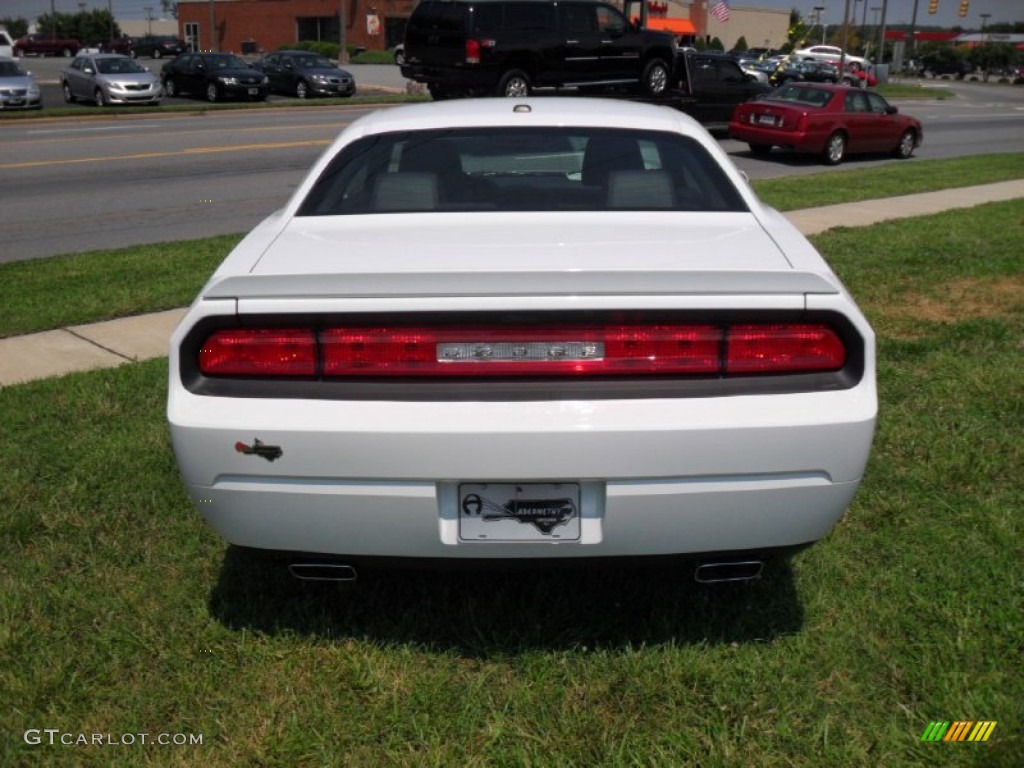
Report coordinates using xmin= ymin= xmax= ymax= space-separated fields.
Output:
xmin=285 ymin=40 xmax=341 ymax=59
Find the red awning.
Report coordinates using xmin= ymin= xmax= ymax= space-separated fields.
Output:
xmin=646 ymin=18 xmax=697 ymax=35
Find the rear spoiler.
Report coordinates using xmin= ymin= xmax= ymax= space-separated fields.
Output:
xmin=203 ymin=270 xmax=839 ymax=300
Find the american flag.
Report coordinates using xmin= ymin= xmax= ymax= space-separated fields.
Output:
xmin=710 ymin=0 xmax=730 ymax=22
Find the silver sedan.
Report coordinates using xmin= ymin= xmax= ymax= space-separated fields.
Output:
xmin=61 ymin=53 xmax=162 ymax=106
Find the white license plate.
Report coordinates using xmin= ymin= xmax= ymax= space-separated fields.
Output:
xmin=248 ymin=87 xmax=259 ymax=96
xmin=458 ymin=483 xmax=581 ymax=542
xmin=757 ymin=114 xmax=776 ymax=125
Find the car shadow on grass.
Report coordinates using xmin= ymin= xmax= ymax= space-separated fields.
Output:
xmin=208 ymin=546 xmax=804 ymax=655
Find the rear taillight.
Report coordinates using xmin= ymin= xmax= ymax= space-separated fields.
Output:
xmin=199 ymin=329 xmax=316 ymax=376
xmin=197 ymin=323 xmax=846 ymax=378
xmin=726 ymin=324 xmax=845 ymax=373
xmin=795 ymin=112 xmax=809 ymax=133
xmin=465 ymin=39 xmax=481 ymax=64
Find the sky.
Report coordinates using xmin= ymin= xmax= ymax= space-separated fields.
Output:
xmin=0 ymin=0 xmax=1021 ymax=27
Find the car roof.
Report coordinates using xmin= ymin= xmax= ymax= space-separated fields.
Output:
xmin=342 ymin=97 xmax=708 ymax=139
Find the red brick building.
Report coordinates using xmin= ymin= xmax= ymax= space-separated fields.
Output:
xmin=176 ymin=0 xmax=416 ymax=56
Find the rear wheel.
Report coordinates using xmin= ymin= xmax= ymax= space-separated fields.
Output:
xmin=894 ymin=129 xmax=917 ymax=159
xmin=496 ymin=69 xmax=531 ymax=98
xmin=641 ymin=58 xmax=671 ymax=97
xmin=823 ymin=132 xmax=846 ymax=165
xmin=427 ymin=83 xmax=449 ymax=101
xmin=62 ymin=82 xmax=75 ymax=103
xmin=153 ymin=49 xmax=163 ymax=59
xmin=206 ymin=82 xmax=220 ymax=103
xmin=749 ymin=143 xmax=772 ymax=156
xmin=62 ymin=47 xmax=73 ymax=57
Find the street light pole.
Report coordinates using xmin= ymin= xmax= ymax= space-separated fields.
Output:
xmin=814 ymin=5 xmax=826 ymax=46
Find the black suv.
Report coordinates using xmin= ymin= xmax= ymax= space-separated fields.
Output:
xmin=400 ymin=0 xmax=677 ymax=99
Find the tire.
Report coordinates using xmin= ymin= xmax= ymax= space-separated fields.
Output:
xmin=128 ymin=49 xmax=137 ymax=59
xmin=94 ymin=89 xmax=107 ymax=107
xmin=823 ymin=132 xmax=846 ymax=165
xmin=427 ymin=83 xmax=449 ymax=101
xmin=894 ymin=129 xmax=916 ymax=159
xmin=295 ymin=80 xmax=309 ymax=99
xmin=62 ymin=81 xmax=75 ymax=103
xmin=62 ymin=48 xmax=72 ymax=57
xmin=206 ymin=83 xmax=219 ymax=103
xmin=163 ymin=78 xmax=177 ymax=97
xmin=153 ymin=49 xmax=163 ymax=59
xmin=496 ymin=69 xmax=531 ymax=98
xmin=749 ymin=143 xmax=772 ymax=156
xmin=641 ymin=58 xmax=671 ymax=97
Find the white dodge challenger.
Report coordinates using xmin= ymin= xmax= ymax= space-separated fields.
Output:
xmin=167 ymin=98 xmax=876 ymax=583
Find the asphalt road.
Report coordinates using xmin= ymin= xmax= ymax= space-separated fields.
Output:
xmin=1 ymin=61 xmax=1022 ymax=263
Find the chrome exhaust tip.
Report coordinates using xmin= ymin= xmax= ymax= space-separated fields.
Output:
xmin=288 ymin=563 xmax=358 ymax=582
xmin=694 ymin=560 xmax=764 ymax=584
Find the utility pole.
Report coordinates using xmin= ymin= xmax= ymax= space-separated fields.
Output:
xmin=908 ymin=0 xmax=920 ymax=57
xmin=208 ymin=0 xmax=216 ymax=51
xmin=876 ymin=0 xmax=888 ymax=64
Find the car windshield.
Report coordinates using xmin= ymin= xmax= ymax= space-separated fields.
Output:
xmin=209 ymin=55 xmax=248 ymax=69
xmin=0 ymin=61 xmax=26 ymax=76
xmin=767 ymin=84 xmax=833 ymax=107
xmin=96 ymin=57 xmax=148 ymax=74
xmin=298 ymin=127 xmax=748 ymax=215
xmin=296 ymin=55 xmax=334 ymax=69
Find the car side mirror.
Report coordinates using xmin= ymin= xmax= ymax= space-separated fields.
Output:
xmin=886 ymin=105 xmax=898 ymax=115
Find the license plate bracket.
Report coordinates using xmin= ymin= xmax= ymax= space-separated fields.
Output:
xmin=458 ymin=482 xmax=581 ymax=542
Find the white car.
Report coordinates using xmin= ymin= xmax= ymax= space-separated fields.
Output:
xmin=168 ymin=98 xmax=877 ymax=583
xmin=794 ymin=45 xmax=870 ymax=69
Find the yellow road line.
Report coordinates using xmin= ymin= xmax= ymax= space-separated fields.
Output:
xmin=0 ymin=139 xmax=331 ymax=170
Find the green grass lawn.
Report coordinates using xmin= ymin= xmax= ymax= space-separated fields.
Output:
xmin=1 ymin=199 xmax=1021 ymax=765
xmin=0 ymin=154 xmax=1021 ymax=340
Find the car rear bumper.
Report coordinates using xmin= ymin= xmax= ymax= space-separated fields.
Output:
xmin=169 ymin=388 xmax=875 ymax=558
xmin=729 ymin=123 xmax=819 ymax=152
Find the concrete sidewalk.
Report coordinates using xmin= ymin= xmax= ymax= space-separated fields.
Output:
xmin=2 ymin=179 xmax=1022 ymax=388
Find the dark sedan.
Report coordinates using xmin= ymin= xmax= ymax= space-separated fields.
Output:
xmin=768 ymin=60 xmax=839 ymax=87
xmin=255 ymin=51 xmax=356 ymax=98
xmin=729 ymin=82 xmax=922 ymax=165
xmin=161 ymin=52 xmax=269 ymax=102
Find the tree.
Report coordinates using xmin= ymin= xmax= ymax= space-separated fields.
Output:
xmin=709 ymin=36 xmax=725 ymax=51
xmin=0 ymin=16 xmax=29 ymax=38
xmin=35 ymin=11 xmax=121 ymax=44
xmin=732 ymin=35 xmax=749 ymax=53
xmin=787 ymin=9 xmax=809 ymax=50
xmin=160 ymin=1 xmax=179 ymax=21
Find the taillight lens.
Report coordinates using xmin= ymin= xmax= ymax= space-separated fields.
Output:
xmin=197 ymin=322 xmax=847 ymax=379
xmin=321 ymin=325 xmax=721 ymax=377
xmin=726 ymin=324 xmax=845 ymax=373
xmin=199 ymin=329 xmax=317 ymax=376
xmin=465 ymin=39 xmax=481 ymax=64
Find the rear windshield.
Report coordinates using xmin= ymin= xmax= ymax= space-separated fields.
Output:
xmin=297 ymin=127 xmax=748 ymax=215
xmin=767 ymin=83 xmax=833 ymax=107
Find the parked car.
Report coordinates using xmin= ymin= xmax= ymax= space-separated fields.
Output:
xmin=0 ymin=56 xmax=42 ymax=109
xmin=400 ymin=0 xmax=677 ymax=99
xmin=167 ymin=98 xmax=877 ymax=583
xmin=13 ymin=33 xmax=80 ymax=58
xmin=0 ymin=26 xmax=15 ymax=58
xmin=792 ymin=45 xmax=870 ymax=69
xmin=61 ymin=53 xmax=162 ymax=106
xmin=161 ymin=52 xmax=269 ymax=102
xmin=768 ymin=60 xmax=839 ymax=87
xmin=255 ymin=50 xmax=355 ymax=98
xmin=132 ymin=34 xmax=186 ymax=59
xmin=729 ymin=82 xmax=923 ymax=165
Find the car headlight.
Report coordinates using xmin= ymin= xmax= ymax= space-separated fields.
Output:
xmin=312 ymin=74 xmax=328 ymax=82
xmin=218 ymin=77 xmax=238 ymax=85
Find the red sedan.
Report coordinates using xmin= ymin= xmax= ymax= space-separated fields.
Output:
xmin=729 ymin=83 xmax=922 ymax=165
